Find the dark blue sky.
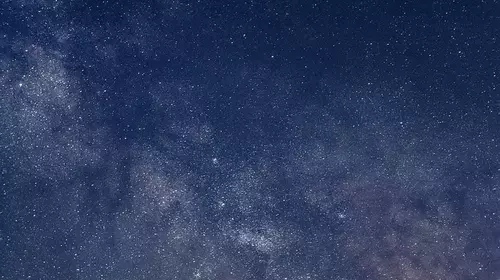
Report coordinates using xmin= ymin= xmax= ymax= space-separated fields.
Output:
xmin=1 ymin=0 xmax=499 ymax=279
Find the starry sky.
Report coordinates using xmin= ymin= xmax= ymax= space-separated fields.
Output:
xmin=0 ymin=0 xmax=499 ymax=279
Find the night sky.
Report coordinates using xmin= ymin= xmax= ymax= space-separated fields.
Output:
xmin=1 ymin=0 xmax=499 ymax=279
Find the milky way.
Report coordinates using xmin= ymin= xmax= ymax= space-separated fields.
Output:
xmin=1 ymin=1 xmax=499 ymax=279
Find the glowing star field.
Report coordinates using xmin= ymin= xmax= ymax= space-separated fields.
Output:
xmin=0 ymin=1 xmax=499 ymax=279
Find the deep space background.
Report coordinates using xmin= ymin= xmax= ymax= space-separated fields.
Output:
xmin=1 ymin=0 xmax=500 ymax=279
